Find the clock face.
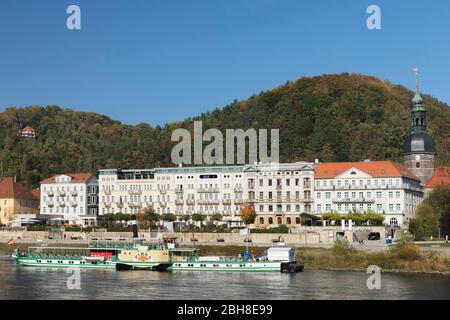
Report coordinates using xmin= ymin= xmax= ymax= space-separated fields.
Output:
xmin=415 ymin=155 xmax=421 ymax=161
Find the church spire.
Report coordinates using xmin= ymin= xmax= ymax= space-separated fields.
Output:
xmin=412 ymin=67 xmax=424 ymax=110
xmin=410 ymin=67 xmax=427 ymax=133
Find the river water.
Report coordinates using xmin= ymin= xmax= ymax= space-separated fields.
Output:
xmin=0 ymin=259 xmax=449 ymax=300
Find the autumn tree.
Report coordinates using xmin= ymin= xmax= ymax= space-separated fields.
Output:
xmin=240 ymin=202 xmax=256 ymax=225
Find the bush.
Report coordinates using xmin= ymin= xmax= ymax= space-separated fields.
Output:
xmin=331 ymin=238 xmax=356 ymax=256
xmin=27 ymin=225 xmax=51 ymax=231
xmin=390 ymin=242 xmax=421 ymax=261
xmin=250 ymin=225 xmax=289 ymax=234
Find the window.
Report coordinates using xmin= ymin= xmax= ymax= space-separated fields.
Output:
xmin=259 ymin=217 xmax=264 ymax=225
xmin=277 ymin=217 xmax=282 ymax=224
xmin=416 ymin=162 xmax=420 ymax=168
xmin=390 ymin=217 xmax=398 ymax=226
xmin=268 ymin=217 xmax=273 ymax=224
xmin=286 ymin=217 xmax=291 ymax=224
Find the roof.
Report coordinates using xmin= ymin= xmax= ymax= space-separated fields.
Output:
xmin=0 ymin=177 xmax=39 ymax=200
xmin=40 ymin=173 xmax=94 ymax=184
xmin=425 ymin=167 xmax=450 ymax=188
xmin=315 ymin=161 xmax=420 ymax=181
xmin=30 ymin=189 xmax=40 ymax=200
xmin=403 ymin=132 xmax=436 ymax=155
xmin=21 ymin=126 xmax=35 ymax=132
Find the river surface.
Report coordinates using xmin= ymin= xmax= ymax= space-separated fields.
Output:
xmin=0 ymin=259 xmax=449 ymax=300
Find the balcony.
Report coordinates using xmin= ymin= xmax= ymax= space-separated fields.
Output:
xmin=103 ymin=202 xmax=111 ymax=208
xmin=70 ymin=202 xmax=78 ymax=207
xmin=46 ymin=191 xmax=54 ymax=197
xmin=71 ymin=191 xmax=78 ymax=197
xmin=333 ymin=198 xmax=375 ymax=204
xmin=234 ymin=199 xmax=243 ymax=204
xmin=159 ymin=201 xmax=167 ymax=207
xmin=198 ymin=187 xmax=219 ymax=193
xmin=46 ymin=201 xmax=54 ymax=207
xmin=175 ymin=188 xmax=184 ymax=193
xmin=116 ymin=202 xmax=124 ymax=207
xmin=128 ymin=202 xmax=142 ymax=208
xmin=103 ymin=190 xmax=111 ymax=195
xmin=57 ymin=202 xmax=66 ymax=207
xmin=222 ymin=199 xmax=232 ymax=204
xmin=159 ymin=189 xmax=167 ymax=194
xmin=233 ymin=187 xmax=243 ymax=193
xmin=175 ymin=199 xmax=184 ymax=205
xmin=57 ymin=191 xmax=66 ymax=197
xmin=186 ymin=200 xmax=195 ymax=205
xmin=128 ymin=190 xmax=142 ymax=195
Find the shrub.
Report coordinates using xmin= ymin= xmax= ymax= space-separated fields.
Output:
xmin=390 ymin=242 xmax=421 ymax=261
xmin=250 ymin=225 xmax=289 ymax=234
xmin=331 ymin=238 xmax=356 ymax=256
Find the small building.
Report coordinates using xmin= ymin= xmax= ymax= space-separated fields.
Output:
xmin=20 ymin=126 xmax=37 ymax=139
xmin=39 ymin=173 xmax=98 ymax=226
xmin=0 ymin=177 xmax=40 ymax=225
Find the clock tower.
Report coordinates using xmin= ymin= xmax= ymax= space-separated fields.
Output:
xmin=403 ymin=69 xmax=436 ymax=185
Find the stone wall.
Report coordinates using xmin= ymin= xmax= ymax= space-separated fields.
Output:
xmin=0 ymin=226 xmax=386 ymax=246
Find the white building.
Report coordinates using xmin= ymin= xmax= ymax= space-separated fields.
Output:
xmin=98 ymin=162 xmax=315 ymax=227
xmin=39 ymin=173 xmax=99 ymax=226
xmin=314 ymin=161 xmax=423 ymax=226
xmin=98 ymin=166 xmax=245 ymax=225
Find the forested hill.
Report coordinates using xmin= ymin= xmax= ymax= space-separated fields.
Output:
xmin=1 ymin=73 xmax=450 ymax=188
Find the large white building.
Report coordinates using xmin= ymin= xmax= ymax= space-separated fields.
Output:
xmin=39 ymin=173 xmax=99 ymax=226
xmin=98 ymin=162 xmax=315 ymax=227
xmin=314 ymin=161 xmax=423 ymax=226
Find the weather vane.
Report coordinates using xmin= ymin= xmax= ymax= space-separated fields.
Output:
xmin=413 ymin=67 xmax=420 ymax=92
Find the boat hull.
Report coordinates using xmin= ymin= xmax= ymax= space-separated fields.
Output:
xmin=16 ymin=258 xmax=116 ymax=269
xmin=169 ymin=261 xmax=281 ymax=272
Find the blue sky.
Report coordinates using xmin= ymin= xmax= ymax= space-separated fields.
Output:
xmin=0 ymin=0 xmax=449 ymax=125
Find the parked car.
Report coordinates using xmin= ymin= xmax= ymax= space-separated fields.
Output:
xmin=368 ymin=232 xmax=381 ymax=241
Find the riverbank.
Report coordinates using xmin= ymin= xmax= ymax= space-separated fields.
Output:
xmin=183 ymin=243 xmax=450 ymax=275
xmin=2 ymin=242 xmax=449 ymax=275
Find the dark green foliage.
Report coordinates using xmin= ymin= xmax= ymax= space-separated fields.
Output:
xmin=1 ymin=73 xmax=450 ymax=188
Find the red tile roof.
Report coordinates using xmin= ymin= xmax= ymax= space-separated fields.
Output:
xmin=315 ymin=161 xmax=420 ymax=181
xmin=31 ymin=189 xmax=40 ymax=200
xmin=21 ymin=126 xmax=35 ymax=132
xmin=40 ymin=173 xmax=94 ymax=184
xmin=0 ymin=177 xmax=38 ymax=200
xmin=425 ymin=166 xmax=450 ymax=188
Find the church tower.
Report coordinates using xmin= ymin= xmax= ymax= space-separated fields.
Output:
xmin=403 ymin=69 xmax=436 ymax=185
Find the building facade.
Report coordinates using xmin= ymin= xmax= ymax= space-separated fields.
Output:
xmin=314 ymin=161 xmax=423 ymax=226
xmin=98 ymin=166 xmax=245 ymax=224
xmin=244 ymin=162 xmax=315 ymax=227
xmin=98 ymin=162 xmax=315 ymax=227
xmin=0 ymin=177 xmax=39 ymax=225
xmin=39 ymin=173 xmax=98 ymax=226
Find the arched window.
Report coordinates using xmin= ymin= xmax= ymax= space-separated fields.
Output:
xmin=390 ymin=217 xmax=398 ymax=226
xmin=277 ymin=217 xmax=282 ymax=224
xmin=286 ymin=217 xmax=291 ymax=224
xmin=259 ymin=217 xmax=264 ymax=225
xmin=416 ymin=162 xmax=421 ymax=168
xmin=268 ymin=217 xmax=273 ymax=224
xmin=421 ymin=118 xmax=424 ymax=126
xmin=296 ymin=217 xmax=301 ymax=225
xmin=415 ymin=118 xmax=419 ymax=126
